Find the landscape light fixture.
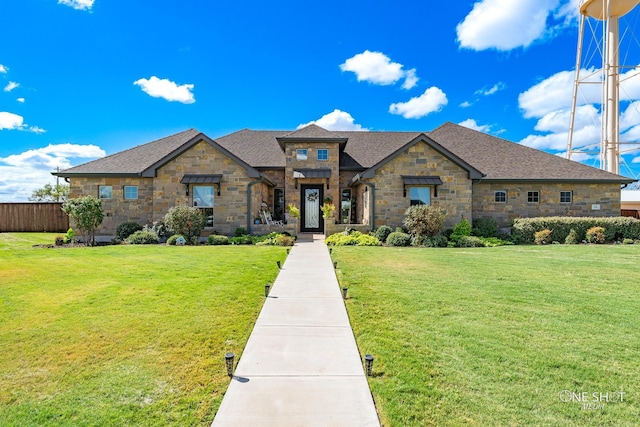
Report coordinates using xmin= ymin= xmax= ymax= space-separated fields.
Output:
xmin=286 ymin=248 xmax=290 ymax=254
xmin=225 ymin=352 xmax=235 ymax=377
xmin=265 ymin=284 xmax=271 ymax=297
xmin=333 ymin=261 xmax=338 ymax=269
xmin=342 ymin=287 xmax=348 ymax=299
xmin=276 ymin=261 xmax=281 ymax=269
xmin=329 ymin=247 xmax=332 ymax=254
xmin=364 ymin=354 xmax=374 ymax=376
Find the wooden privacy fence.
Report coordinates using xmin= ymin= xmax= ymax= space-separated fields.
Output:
xmin=0 ymin=203 xmax=69 ymax=232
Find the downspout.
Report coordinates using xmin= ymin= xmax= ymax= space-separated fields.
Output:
xmin=353 ymin=175 xmax=375 ymax=232
xmin=247 ymin=176 xmax=265 ymax=234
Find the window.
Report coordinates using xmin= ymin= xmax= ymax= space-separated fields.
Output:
xmin=341 ymin=189 xmax=352 ymax=224
xmin=560 ymin=191 xmax=572 ymax=203
xmin=296 ymin=149 xmax=307 ymax=160
xmin=528 ymin=191 xmax=539 ymax=203
xmin=193 ymin=186 xmax=214 ymax=227
xmin=273 ymin=189 xmax=284 ymax=221
xmin=317 ymin=149 xmax=328 ymax=161
xmin=124 ymin=186 xmax=138 ymax=200
xmin=409 ymin=187 xmax=431 ymax=206
xmin=99 ymin=185 xmax=112 ymax=199
xmin=494 ymin=191 xmax=507 ymax=203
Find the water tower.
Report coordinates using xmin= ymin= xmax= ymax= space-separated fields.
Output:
xmin=567 ymin=0 xmax=640 ymax=175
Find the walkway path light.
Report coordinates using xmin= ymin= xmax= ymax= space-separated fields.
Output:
xmin=364 ymin=354 xmax=374 ymax=376
xmin=265 ymin=284 xmax=271 ymax=297
xmin=341 ymin=287 xmax=348 ymax=299
xmin=225 ymin=353 xmax=235 ymax=377
xmin=333 ymin=261 xmax=338 ymax=269
xmin=329 ymin=247 xmax=332 ymax=254
xmin=276 ymin=261 xmax=281 ymax=269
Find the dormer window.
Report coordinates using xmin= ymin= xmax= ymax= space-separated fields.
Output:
xmin=296 ymin=149 xmax=308 ymax=160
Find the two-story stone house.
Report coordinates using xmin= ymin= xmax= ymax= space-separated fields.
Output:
xmin=54 ymin=122 xmax=634 ymax=238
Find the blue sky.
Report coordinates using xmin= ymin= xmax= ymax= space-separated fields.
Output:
xmin=1 ymin=0 xmax=640 ymax=201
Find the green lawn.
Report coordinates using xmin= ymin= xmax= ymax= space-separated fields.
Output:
xmin=334 ymin=245 xmax=640 ymax=426
xmin=0 ymin=233 xmax=285 ymax=426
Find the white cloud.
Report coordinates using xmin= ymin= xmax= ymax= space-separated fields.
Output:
xmin=460 ymin=101 xmax=472 ymax=108
xmin=17 ymin=98 xmax=25 ymax=103
xmin=340 ymin=50 xmax=419 ymax=89
xmin=0 ymin=143 xmax=105 ymax=202
xmin=0 ymin=64 xmax=7 ymax=73
xmin=58 ymin=0 xmax=94 ymax=11
xmin=0 ymin=111 xmax=46 ymax=133
xmin=459 ymin=119 xmax=491 ymax=133
xmin=389 ymin=87 xmax=448 ymax=119
xmin=457 ymin=0 xmax=576 ymax=51
xmin=3 ymin=81 xmax=19 ymax=92
xmin=134 ymin=76 xmax=195 ymax=104
xmin=476 ymin=82 xmax=506 ymax=96
xmin=402 ymin=69 xmax=419 ymax=90
xmin=297 ymin=109 xmax=367 ymax=131
xmin=0 ymin=112 xmax=24 ymax=130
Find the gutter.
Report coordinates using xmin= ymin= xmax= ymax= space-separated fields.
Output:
xmin=247 ymin=176 xmax=265 ymax=234
xmin=353 ymin=174 xmax=376 ymax=232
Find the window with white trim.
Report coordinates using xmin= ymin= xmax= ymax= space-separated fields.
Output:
xmin=124 ymin=186 xmax=138 ymax=200
xmin=193 ymin=186 xmax=214 ymax=227
xmin=494 ymin=191 xmax=507 ymax=203
xmin=99 ymin=186 xmax=112 ymax=199
xmin=560 ymin=191 xmax=572 ymax=203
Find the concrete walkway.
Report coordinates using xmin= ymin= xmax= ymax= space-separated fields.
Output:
xmin=212 ymin=234 xmax=380 ymax=427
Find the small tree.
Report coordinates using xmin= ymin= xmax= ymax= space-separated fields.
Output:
xmin=163 ymin=206 xmax=206 ymax=244
xmin=29 ymin=183 xmax=70 ymax=202
xmin=403 ymin=205 xmax=447 ymax=238
xmin=61 ymin=196 xmax=104 ymax=246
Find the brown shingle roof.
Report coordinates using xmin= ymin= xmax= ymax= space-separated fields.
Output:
xmin=429 ymin=122 xmax=633 ymax=182
xmin=59 ymin=128 xmax=200 ymax=175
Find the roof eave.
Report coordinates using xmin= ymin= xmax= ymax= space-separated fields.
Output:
xmin=478 ymin=178 xmax=636 ymax=184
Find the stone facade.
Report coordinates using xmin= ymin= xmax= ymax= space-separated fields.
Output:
xmin=365 ymin=141 xmax=473 ymax=229
xmin=473 ymin=182 xmax=622 ymax=227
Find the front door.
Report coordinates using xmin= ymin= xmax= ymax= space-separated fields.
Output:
xmin=300 ymin=185 xmax=324 ymax=232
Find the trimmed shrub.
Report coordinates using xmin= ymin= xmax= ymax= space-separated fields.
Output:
xmin=275 ymin=234 xmax=295 ymax=246
xmin=455 ymin=236 xmax=484 ymax=247
xmin=54 ymin=235 xmax=65 ymax=246
xmin=472 ymin=217 xmax=498 ymax=238
xmin=414 ymin=235 xmax=448 ymax=247
xmin=163 ymin=206 xmax=206 ymax=244
xmin=586 ymin=226 xmax=605 ymax=244
xmin=229 ymin=235 xmax=253 ymax=245
xmin=479 ymin=237 xmax=513 ymax=247
xmin=207 ymin=234 xmax=229 ymax=245
xmin=144 ymin=221 xmax=171 ymax=240
xmin=374 ymin=225 xmax=393 ymax=243
xmin=534 ymin=229 xmax=552 ymax=245
xmin=234 ymin=227 xmax=248 ymax=237
xmin=403 ymin=205 xmax=447 ymax=238
xmin=167 ymin=234 xmax=185 ymax=245
xmin=325 ymin=231 xmax=380 ymax=246
xmin=126 ymin=230 xmax=159 ymax=244
xmin=450 ymin=219 xmax=472 ymax=243
xmin=116 ymin=221 xmax=143 ymax=241
xmin=565 ymin=229 xmax=579 ymax=245
xmin=512 ymin=216 xmax=640 ymax=244
xmin=623 ymin=238 xmax=634 ymax=244
xmin=386 ymin=231 xmax=411 ymax=247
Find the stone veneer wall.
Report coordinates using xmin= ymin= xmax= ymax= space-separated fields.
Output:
xmin=69 ymin=177 xmax=154 ymax=236
xmin=366 ymin=141 xmax=473 ymax=229
xmin=473 ymin=181 xmax=623 ymax=227
xmin=283 ymin=141 xmax=341 ymax=223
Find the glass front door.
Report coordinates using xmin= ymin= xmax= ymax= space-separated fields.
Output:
xmin=300 ymin=185 xmax=323 ymax=232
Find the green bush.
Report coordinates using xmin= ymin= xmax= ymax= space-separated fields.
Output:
xmin=125 ymin=230 xmax=159 ymax=245
xmin=234 ymin=227 xmax=248 ymax=237
xmin=386 ymin=231 xmax=411 ymax=247
xmin=472 ymin=217 xmax=498 ymax=238
xmin=116 ymin=221 xmax=143 ymax=241
xmin=534 ymin=229 xmax=552 ymax=245
xmin=479 ymin=237 xmax=513 ymax=247
xmin=623 ymin=238 xmax=634 ymax=244
xmin=325 ymin=231 xmax=380 ymax=246
xmin=403 ymin=205 xmax=447 ymax=238
xmin=455 ymin=236 xmax=484 ymax=247
xmin=163 ymin=206 xmax=206 ymax=244
xmin=450 ymin=219 xmax=472 ymax=243
xmin=207 ymin=234 xmax=229 ymax=245
xmin=229 ymin=235 xmax=253 ymax=245
xmin=275 ymin=235 xmax=295 ymax=246
xmin=54 ymin=235 xmax=65 ymax=246
xmin=63 ymin=228 xmax=75 ymax=244
xmin=414 ymin=235 xmax=448 ymax=247
xmin=565 ymin=229 xmax=579 ymax=244
xmin=586 ymin=226 xmax=605 ymax=244
xmin=512 ymin=216 xmax=640 ymax=244
xmin=61 ymin=196 xmax=104 ymax=246
xmin=167 ymin=234 xmax=185 ymax=245
xmin=144 ymin=221 xmax=171 ymax=240
xmin=374 ymin=225 xmax=393 ymax=243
